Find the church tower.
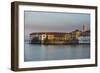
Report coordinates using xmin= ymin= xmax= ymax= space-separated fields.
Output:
xmin=83 ymin=24 xmax=88 ymax=32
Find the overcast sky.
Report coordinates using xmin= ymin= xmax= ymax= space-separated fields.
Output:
xmin=24 ymin=11 xmax=90 ymax=39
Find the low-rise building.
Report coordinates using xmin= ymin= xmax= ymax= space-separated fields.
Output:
xmin=78 ymin=30 xmax=90 ymax=44
xmin=29 ymin=24 xmax=90 ymax=44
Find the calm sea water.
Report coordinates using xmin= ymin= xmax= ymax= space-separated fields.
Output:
xmin=24 ymin=41 xmax=90 ymax=62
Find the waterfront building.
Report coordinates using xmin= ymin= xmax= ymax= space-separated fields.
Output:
xmin=71 ymin=29 xmax=81 ymax=40
xmin=78 ymin=24 xmax=90 ymax=44
xmin=47 ymin=34 xmax=55 ymax=40
xmin=78 ymin=30 xmax=90 ymax=44
xmin=29 ymin=24 xmax=90 ymax=44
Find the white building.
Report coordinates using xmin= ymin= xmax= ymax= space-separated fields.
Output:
xmin=78 ymin=24 xmax=90 ymax=44
xmin=78 ymin=36 xmax=90 ymax=44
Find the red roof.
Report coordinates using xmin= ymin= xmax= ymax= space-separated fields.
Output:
xmin=30 ymin=32 xmax=68 ymax=35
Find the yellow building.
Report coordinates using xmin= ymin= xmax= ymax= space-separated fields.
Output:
xmin=75 ymin=31 xmax=81 ymax=39
xmin=64 ymin=34 xmax=71 ymax=41
xmin=47 ymin=34 xmax=55 ymax=40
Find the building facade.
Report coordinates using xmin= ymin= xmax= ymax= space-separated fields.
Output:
xmin=29 ymin=24 xmax=90 ymax=44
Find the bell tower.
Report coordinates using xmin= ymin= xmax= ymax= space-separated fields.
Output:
xmin=83 ymin=24 xmax=88 ymax=32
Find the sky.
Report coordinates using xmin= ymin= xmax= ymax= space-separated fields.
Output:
xmin=24 ymin=11 xmax=90 ymax=39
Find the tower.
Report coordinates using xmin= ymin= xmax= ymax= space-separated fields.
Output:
xmin=83 ymin=24 xmax=88 ymax=32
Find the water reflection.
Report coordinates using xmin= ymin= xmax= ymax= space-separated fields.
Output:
xmin=24 ymin=42 xmax=90 ymax=62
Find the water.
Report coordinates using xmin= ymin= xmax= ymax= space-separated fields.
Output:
xmin=24 ymin=41 xmax=90 ymax=62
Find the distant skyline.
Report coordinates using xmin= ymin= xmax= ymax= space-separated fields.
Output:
xmin=24 ymin=11 xmax=90 ymax=39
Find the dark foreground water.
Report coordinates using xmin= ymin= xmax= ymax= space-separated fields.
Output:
xmin=24 ymin=41 xmax=90 ymax=62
